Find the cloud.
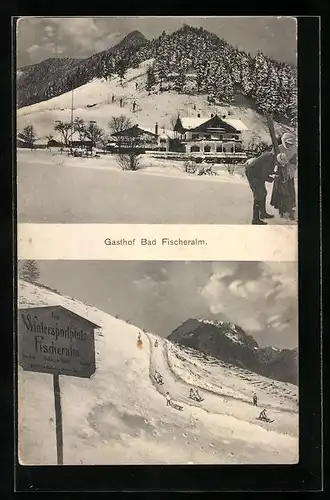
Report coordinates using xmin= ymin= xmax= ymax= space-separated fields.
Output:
xmin=16 ymin=18 xmax=125 ymax=66
xmin=40 ymin=19 xmax=123 ymax=54
xmin=38 ymin=260 xmax=297 ymax=350
xmin=199 ymin=262 xmax=298 ymax=346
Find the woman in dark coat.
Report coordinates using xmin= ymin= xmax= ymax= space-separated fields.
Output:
xmin=270 ymin=133 xmax=297 ymax=220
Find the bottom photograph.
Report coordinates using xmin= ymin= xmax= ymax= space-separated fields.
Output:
xmin=17 ymin=260 xmax=298 ymax=466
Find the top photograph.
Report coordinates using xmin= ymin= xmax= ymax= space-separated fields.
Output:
xmin=16 ymin=16 xmax=297 ymax=225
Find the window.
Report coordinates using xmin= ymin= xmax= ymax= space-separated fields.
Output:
xmin=204 ymin=134 xmax=211 ymax=139
xmin=204 ymin=145 xmax=211 ymax=152
xmin=192 ymin=133 xmax=199 ymax=140
xmin=191 ymin=145 xmax=200 ymax=152
xmin=216 ymin=146 xmax=222 ymax=152
xmin=160 ymin=138 xmax=166 ymax=143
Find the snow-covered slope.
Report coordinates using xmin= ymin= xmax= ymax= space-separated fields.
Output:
xmin=18 ymin=280 xmax=298 ymax=465
xmin=17 ymin=60 xmax=292 ymax=148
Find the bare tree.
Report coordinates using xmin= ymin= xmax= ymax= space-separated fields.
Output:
xmin=18 ymin=260 xmax=40 ymax=284
xmin=20 ymin=124 xmax=37 ymax=149
xmin=99 ymin=135 xmax=109 ymax=152
xmin=85 ymin=122 xmax=104 ymax=147
xmin=54 ymin=121 xmax=72 ymax=146
xmin=45 ymin=134 xmax=54 ymax=150
xmin=225 ymin=163 xmax=237 ymax=175
xmin=108 ymin=115 xmax=132 ymax=152
xmin=116 ymin=131 xmax=141 ymax=171
xmin=73 ymin=117 xmax=87 ymax=142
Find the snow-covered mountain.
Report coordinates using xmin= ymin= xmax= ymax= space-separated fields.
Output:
xmin=168 ymin=318 xmax=298 ymax=385
xmin=17 ymin=25 xmax=296 ymax=149
xmin=17 ymin=26 xmax=296 ymax=125
xmin=18 ymin=280 xmax=298 ymax=465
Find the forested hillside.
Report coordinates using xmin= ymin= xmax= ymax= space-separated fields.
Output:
xmin=17 ymin=30 xmax=148 ymax=107
xmin=17 ymin=25 xmax=297 ymax=125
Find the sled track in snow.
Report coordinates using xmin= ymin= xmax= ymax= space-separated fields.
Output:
xmin=164 ymin=340 xmax=297 ymax=415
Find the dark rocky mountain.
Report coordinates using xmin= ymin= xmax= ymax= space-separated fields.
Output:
xmin=169 ymin=318 xmax=298 ymax=385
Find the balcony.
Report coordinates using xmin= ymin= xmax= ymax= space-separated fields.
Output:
xmin=184 ymin=135 xmax=242 ymax=142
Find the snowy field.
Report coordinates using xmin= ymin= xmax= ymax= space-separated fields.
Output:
xmin=18 ymin=280 xmax=298 ymax=465
xmin=17 ymin=149 xmax=296 ymax=224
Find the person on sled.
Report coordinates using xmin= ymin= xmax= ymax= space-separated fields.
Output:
xmin=259 ymin=409 xmax=269 ymax=421
xmin=190 ymin=388 xmax=202 ymax=401
xmin=154 ymin=339 xmax=158 ymax=347
xmin=194 ymin=389 xmax=202 ymax=401
xmin=154 ymin=370 xmax=163 ymax=384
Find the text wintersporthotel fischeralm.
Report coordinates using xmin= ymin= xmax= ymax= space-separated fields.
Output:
xmin=21 ymin=313 xmax=90 ymax=341
xmin=104 ymin=238 xmax=208 ymax=246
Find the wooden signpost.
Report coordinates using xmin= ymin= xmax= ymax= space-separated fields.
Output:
xmin=18 ymin=305 xmax=100 ymax=465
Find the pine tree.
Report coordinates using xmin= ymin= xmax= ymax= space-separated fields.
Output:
xmin=252 ymin=51 xmax=273 ymax=112
xmin=214 ymin=62 xmax=234 ymax=103
xmin=174 ymin=68 xmax=186 ymax=93
xmin=258 ymin=65 xmax=281 ymax=114
xmin=286 ymin=70 xmax=297 ymax=124
xmin=146 ymin=66 xmax=156 ymax=93
xmin=19 ymin=260 xmax=40 ymax=284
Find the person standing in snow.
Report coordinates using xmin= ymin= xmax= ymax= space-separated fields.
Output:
xmin=253 ymin=393 xmax=258 ymax=406
xmin=270 ymin=132 xmax=297 ymax=221
xmin=245 ymin=151 xmax=280 ymax=224
xmin=166 ymin=392 xmax=171 ymax=406
xmin=135 ymin=82 xmax=138 ymax=91
xmin=112 ymin=94 xmax=115 ymax=104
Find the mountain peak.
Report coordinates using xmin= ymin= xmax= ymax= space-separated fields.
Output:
xmin=168 ymin=318 xmax=297 ymax=385
xmin=125 ymin=30 xmax=146 ymax=40
xmin=120 ymin=30 xmax=147 ymax=45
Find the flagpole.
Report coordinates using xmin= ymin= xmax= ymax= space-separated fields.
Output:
xmin=70 ymin=87 xmax=74 ymax=155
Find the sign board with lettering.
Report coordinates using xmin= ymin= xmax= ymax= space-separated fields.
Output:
xmin=19 ymin=306 xmax=99 ymax=378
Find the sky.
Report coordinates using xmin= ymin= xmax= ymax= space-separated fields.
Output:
xmin=16 ymin=16 xmax=297 ymax=68
xmin=35 ymin=260 xmax=298 ymax=349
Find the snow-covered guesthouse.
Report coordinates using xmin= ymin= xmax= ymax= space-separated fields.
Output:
xmin=174 ymin=113 xmax=248 ymax=158
xmin=109 ymin=124 xmax=158 ymax=152
xmin=109 ymin=123 xmax=176 ymax=153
